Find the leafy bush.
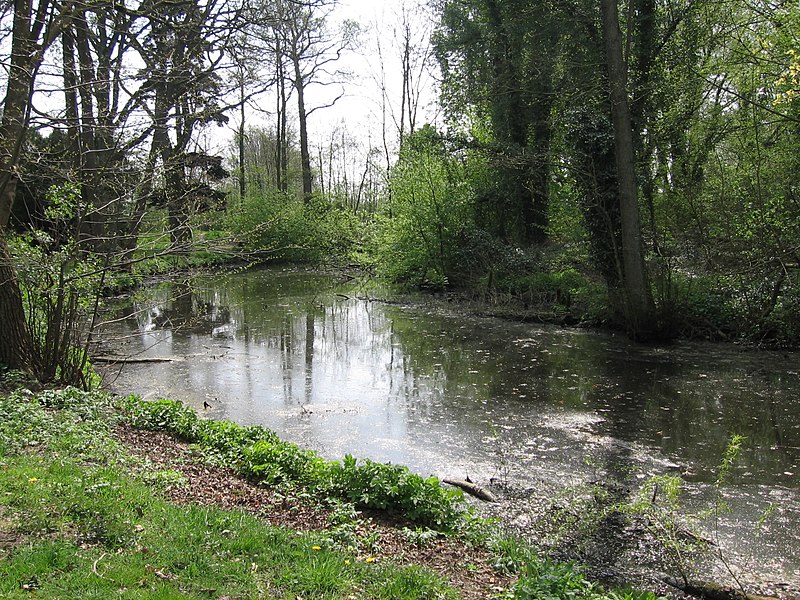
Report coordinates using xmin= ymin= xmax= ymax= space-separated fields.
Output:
xmin=490 ymin=534 xmax=666 ymax=600
xmin=122 ymin=396 xmax=200 ymax=439
xmin=227 ymin=190 xmax=363 ymax=264
xmin=195 ymin=419 xmax=279 ymax=465
xmin=370 ymin=126 xmax=476 ymax=288
xmin=244 ymin=438 xmax=328 ymax=487
xmin=0 ymin=391 xmax=56 ymax=455
xmin=325 ymin=455 xmax=466 ymax=530
xmin=9 ymin=189 xmax=105 ymax=387
xmin=655 ymin=271 xmax=800 ymax=345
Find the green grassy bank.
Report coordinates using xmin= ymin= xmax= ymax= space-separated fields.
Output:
xmin=0 ymin=381 xmax=664 ymax=599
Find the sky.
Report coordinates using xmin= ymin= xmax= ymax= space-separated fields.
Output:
xmin=324 ymin=0 xmax=440 ymax=139
xmin=225 ymin=0 xmax=441 ymax=159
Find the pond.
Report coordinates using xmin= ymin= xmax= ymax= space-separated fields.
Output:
xmin=97 ymin=266 xmax=800 ymax=591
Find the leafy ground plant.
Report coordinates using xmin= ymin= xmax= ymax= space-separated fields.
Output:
xmin=122 ymin=395 xmax=470 ymax=530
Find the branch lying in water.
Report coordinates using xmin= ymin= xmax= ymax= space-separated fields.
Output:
xmin=92 ymin=356 xmax=182 ymax=364
xmin=663 ymin=576 xmax=777 ymax=600
xmin=442 ymin=477 xmax=498 ymax=502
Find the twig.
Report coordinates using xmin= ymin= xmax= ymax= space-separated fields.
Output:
xmin=92 ymin=552 xmax=108 ymax=578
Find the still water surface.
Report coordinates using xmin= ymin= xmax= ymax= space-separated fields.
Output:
xmin=99 ymin=267 xmax=800 ymax=586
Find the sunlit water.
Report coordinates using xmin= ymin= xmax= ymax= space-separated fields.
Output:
xmin=98 ymin=267 xmax=800 ymax=588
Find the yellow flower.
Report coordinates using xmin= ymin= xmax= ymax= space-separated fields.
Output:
xmin=365 ymin=557 xmax=377 ymax=563
xmin=311 ymin=545 xmax=322 ymax=551
xmin=28 ymin=477 xmax=39 ymax=483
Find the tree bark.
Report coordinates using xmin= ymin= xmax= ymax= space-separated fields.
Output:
xmin=293 ymin=54 xmax=314 ymax=203
xmin=0 ymin=236 xmax=37 ymax=372
xmin=600 ymin=0 xmax=657 ymax=339
xmin=239 ymin=77 xmax=246 ymax=201
xmin=0 ymin=0 xmax=64 ymax=376
xmin=0 ymin=0 xmax=40 ymax=229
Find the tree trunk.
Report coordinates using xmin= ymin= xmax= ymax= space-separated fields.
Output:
xmin=0 ymin=0 xmax=39 ymax=229
xmin=238 ymin=77 xmax=246 ymax=201
xmin=600 ymin=0 xmax=657 ymax=340
xmin=0 ymin=0 xmax=61 ymax=376
xmin=0 ymin=235 xmax=37 ymax=372
xmin=293 ymin=56 xmax=313 ymax=203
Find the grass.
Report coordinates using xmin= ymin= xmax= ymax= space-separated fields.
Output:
xmin=0 ymin=384 xmax=665 ymax=599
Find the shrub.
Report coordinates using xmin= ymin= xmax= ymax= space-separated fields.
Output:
xmin=121 ymin=396 xmax=199 ymax=439
xmin=227 ymin=190 xmax=362 ymax=264
xmin=371 ymin=126 xmax=476 ymax=288
xmin=244 ymin=439 xmax=328 ymax=487
xmin=325 ymin=455 xmax=465 ymax=530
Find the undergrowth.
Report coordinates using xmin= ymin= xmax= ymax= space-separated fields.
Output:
xmin=122 ymin=395 xmax=468 ymax=532
xmin=0 ymin=387 xmax=458 ymax=599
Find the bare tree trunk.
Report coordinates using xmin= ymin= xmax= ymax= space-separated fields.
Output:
xmin=600 ymin=0 xmax=657 ymax=339
xmin=293 ymin=55 xmax=314 ymax=203
xmin=277 ymin=53 xmax=289 ymax=193
xmin=239 ymin=77 xmax=246 ymax=201
xmin=62 ymin=27 xmax=82 ymax=160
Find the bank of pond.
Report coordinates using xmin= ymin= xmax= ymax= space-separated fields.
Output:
xmin=0 ymin=385 xmax=795 ymax=599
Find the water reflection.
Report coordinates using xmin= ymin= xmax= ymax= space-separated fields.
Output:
xmin=98 ymin=267 xmax=800 ymax=585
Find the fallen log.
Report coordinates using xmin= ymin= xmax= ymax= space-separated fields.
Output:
xmin=663 ymin=576 xmax=776 ymax=600
xmin=92 ymin=356 xmax=181 ymax=364
xmin=441 ymin=478 xmax=498 ymax=502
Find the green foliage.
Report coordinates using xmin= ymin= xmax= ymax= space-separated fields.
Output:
xmin=371 ymin=126 xmax=476 ymax=288
xmin=716 ymin=434 xmax=746 ymax=488
xmin=401 ymin=526 xmax=442 ymax=547
xmin=0 ymin=388 xmax=459 ymax=599
xmin=493 ymin=269 xmax=588 ymax=312
xmin=9 ymin=187 xmax=106 ymax=387
xmin=654 ymin=271 xmax=800 ymax=345
xmin=489 ymin=534 xmax=666 ymax=600
xmin=0 ymin=391 xmax=57 ymax=455
xmin=0 ymin=387 xmax=663 ymax=600
xmin=194 ymin=419 xmax=279 ymax=466
xmin=0 ymin=388 xmax=118 ymax=462
xmin=120 ymin=397 xmax=469 ymax=530
xmin=245 ymin=438 xmax=328 ymax=488
xmin=121 ymin=396 xmax=200 ymax=439
xmin=325 ymin=454 xmax=467 ymax=530
xmin=226 ymin=189 xmax=363 ymax=264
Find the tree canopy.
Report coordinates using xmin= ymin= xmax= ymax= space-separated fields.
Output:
xmin=1 ymin=0 xmax=799 ymax=379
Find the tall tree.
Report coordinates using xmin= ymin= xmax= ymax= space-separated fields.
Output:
xmin=435 ymin=0 xmax=557 ymax=245
xmin=600 ymin=0 xmax=657 ymax=338
xmin=266 ymin=0 xmax=356 ymax=203
xmin=58 ymin=1 xmax=140 ymax=252
xmin=136 ymin=0 xmax=231 ymax=247
xmin=0 ymin=0 xmax=69 ymax=372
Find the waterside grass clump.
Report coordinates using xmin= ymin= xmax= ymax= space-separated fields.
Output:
xmin=0 ymin=384 xmax=665 ymax=599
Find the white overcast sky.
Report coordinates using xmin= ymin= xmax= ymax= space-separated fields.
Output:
xmin=229 ymin=0 xmax=442 ymax=156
